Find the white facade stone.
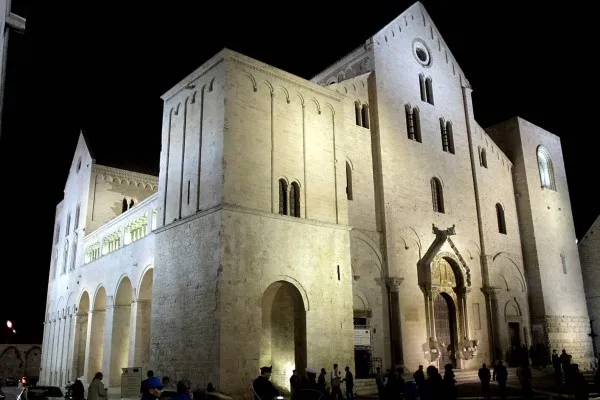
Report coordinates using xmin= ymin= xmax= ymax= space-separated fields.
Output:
xmin=41 ymin=2 xmax=594 ymax=398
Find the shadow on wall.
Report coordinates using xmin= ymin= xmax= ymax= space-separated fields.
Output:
xmin=0 ymin=345 xmax=42 ymax=378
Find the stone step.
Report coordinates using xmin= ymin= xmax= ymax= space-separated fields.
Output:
xmin=355 ymin=378 xmax=378 ymax=396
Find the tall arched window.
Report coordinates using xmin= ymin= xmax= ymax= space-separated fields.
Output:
xmin=354 ymin=102 xmax=362 ymax=126
xmin=419 ymin=74 xmax=426 ymax=102
xmin=361 ymin=105 xmax=370 ymax=129
xmin=346 ymin=162 xmax=353 ymax=200
xmin=405 ymin=104 xmax=422 ymax=142
xmin=290 ymin=182 xmax=301 ymax=218
xmin=66 ymin=214 xmax=71 ymax=235
xmin=74 ymin=205 xmax=80 ymax=230
xmin=440 ymin=119 xmax=455 ymax=154
xmin=122 ymin=198 xmax=128 ymax=213
xmin=278 ymin=179 xmax=288 ymax=215
xmin=537 ymin=146 xmax=556 ymax=190
xmin=129 ymin=199 xmax=135 ymax=209
xmin=70 ymin=234 xmax=78 ymax=270
xmin=496 ymin=203 xmax=507 ymax=234
xmin=425 ymin=77 xmax=434 ymax=105
xmin=62 ymin=240 xmax=69 ymax=274
xmin=480 ymin=148 xmax=488 ymax=168
xmin=430 ymin=177 xmax=445 ymax=213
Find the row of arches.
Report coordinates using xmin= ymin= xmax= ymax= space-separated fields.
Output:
xmin=42 ymin=268 xmax=154 ymax=388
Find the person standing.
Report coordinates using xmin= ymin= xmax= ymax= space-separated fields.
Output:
xmin=330 ymin=363 xmax=343 ymax=400
xmin=344 ymin=366 xmax=354 ymax=400
xmin=253 ymin=366 xmax=279 ymax=400
xmin=87 ymin=373 xmax=107 ymax=400
xmin=478 ymin=363 xmax=491 ymax=400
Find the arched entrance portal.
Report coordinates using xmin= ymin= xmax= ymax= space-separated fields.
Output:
xmin=434 ymin=292 xmax=457 ymax=367
xmin=73 ymin=292 xmax=90 ymax=379
xmin=261 ymin=281 xmax=307 ymax=391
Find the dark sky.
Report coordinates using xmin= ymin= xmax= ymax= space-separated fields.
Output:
xmin=0 ymin=1 xmax=596 ymax=344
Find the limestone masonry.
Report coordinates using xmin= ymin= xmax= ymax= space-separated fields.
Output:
xmin=40 ymin=2 xmax=594 ymax=398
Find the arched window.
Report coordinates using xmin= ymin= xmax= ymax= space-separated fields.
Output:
xmin=122 ymin=198 xmax=128 ymax=213
xmin=346 ymin=162 xmax=353 ymax=200
xmin=70 ymin=234 xmax=78 ymax=270
xmin=129 ymin=199 xmax=135 ymax=209
xmin=290 ymin=182 xmax=301 ymax=218
xmin=480 ymin=148 xmax=488 ymax=168
xmin=66 ymin=214 xmax=71 ymax=235
xmin=425 ymin=77 xmax=434 ymax=105
xmin=355 ymin=102 xmax=362 ymax=126
xmin=537 ymin=146 xmax=556 ymax=190
xmin=50 ymin=248 xmax=58 ymax=279
xmin=278 ymin=179 xmax=288 ymax=215
xmin=496 ymin=203 xmax=507 ymax=234
xmin=440 ymin=119 xmax=455 ymax=154
xmin=405 ymin=105 xmax=422 ymax=142
xmin=361 ymin=105 xmax=370 ymax=129
xmin=430 ymin=177 xmax=445 ymax=213
xmin=62 ymin=240 xmax=69 ymax=274
xmin=419 ymin=74 xmax=426 ymax=102
xmin=74 ymin=205 xmax=80 ymax=230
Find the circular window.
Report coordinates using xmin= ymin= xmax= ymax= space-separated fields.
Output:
xmin=412 ymin=39 xmax=431 ymax=66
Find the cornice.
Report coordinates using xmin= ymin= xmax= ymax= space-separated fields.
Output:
xmin=94 ymin=164 xmax=158 ymax=187
xmin=229 ymin=55 xmax=343 ymax=102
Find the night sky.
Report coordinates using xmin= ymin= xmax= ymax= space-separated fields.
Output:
xmin=0 ymin=1 xmax=596 ymax=344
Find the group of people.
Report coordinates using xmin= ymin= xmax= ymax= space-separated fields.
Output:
xmin=252 ymin=364 xmax=355 ymax=400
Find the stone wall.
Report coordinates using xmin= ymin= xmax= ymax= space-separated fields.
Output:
xmin=0 ymin=344 xmax=42 ymax=378
xmin=578 ymin=215 xmax=600 ymax=353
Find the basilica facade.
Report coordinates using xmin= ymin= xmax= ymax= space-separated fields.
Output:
xmin=40 ymin=2 xmax=593 ymax=398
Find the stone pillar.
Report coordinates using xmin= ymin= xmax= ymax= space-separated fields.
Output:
xmin=386 ymin=277 xmax=404 ymax=367
xmin=50 ymin=317 xmax=59 ymax=384
xmin=482 ymin=287 xmax=502 ymax=361
xmin=59 ymin=315 xmax=68 ymax=386
xmin=454 ymin=287 xmax=471 ymax=340
xmin=132 ymin=300 xmax=151 ymax=371
xmin=40 ymin=320 xmax=51 ymax=384
xmin=85 ymin=310 xmax=105 ymax=383
xmin=65 ymin=312 xmax=75 ymax=382
xmin=101 ymin=305 xmax=115 ymax=387
xmin=127 ymin=300 xmax=139 ymax=367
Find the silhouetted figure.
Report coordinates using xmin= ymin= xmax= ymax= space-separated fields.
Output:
xmin=71 ymin=379 xmax=85 ymax=400
xmin=317 ymin=368 xmax=327 ymax=395
xmin=421 ymin=365 xmax=442 ymax=400
xmin=443 ymin=364 xmax=457 ymax=400
xmin=296 ymin=369 xmax=321 ymax=400
xmin=375 ymin=367 xmax=386 ymax=399
xmin=413 ymin=365 xmax=425 ymax=399
xmin=253 ymin=366 xmax=278 ymax=400
xmin=344 ymin=366 xmax=354 ymax=400
xmin=478 ymin=363 xmax=491 ymax=400
xmin=570 ymin=364 xmax=589 ymax=400
xmin=516 ymin=362 xmax=533 ymax=400
xmin=493 ymin=360 xmax=508 ymax=400
xmin=330 ymin=363 xmax=343 ymax=400
xmin=552 ymin=349 xmax=562 ymax=386
xmin=290 ymin=370 xmax=300 ymax=398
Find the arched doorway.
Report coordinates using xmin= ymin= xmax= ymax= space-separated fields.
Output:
xmin=73 ymin=292 xmax=90 ymax=379
xmin=110 ymin=277 xmax=132 ymax=385
xmin=87 ymin=287 xmax=106 ymax=382
xmin=261 ymin=281 xmax=307 ymax=391
xmin=132 ymin=269 xmax=152 ymax=372
xmin=434 ymin=292 xmax=457 ymax=367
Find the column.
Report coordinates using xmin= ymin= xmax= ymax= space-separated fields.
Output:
xmin=132 ymin=300 xmax=151 ymax=371
xmin=58 ymin=315 xmax=68 ymax=386
xmin=386 ymin=277 xmax=404 ymax=367
xmin=65 ymin=312 xmax=75 ymax=382
xmin=101 ymin=304 xmax=115 ymax=388
xmin=482 ymin=287 xmax=502 ymax=361
xmin=127 ymin=300 xmax=139 ymax=367
xmin=40 ymin=320 xmax=51 ymax=384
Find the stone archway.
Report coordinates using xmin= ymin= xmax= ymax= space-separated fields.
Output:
xmin=73 ymin=292 xmax=90 ymax=379
xmin=261 ymin=281 xmax=307 ymax=391
xmin=110 ymin=277 xmax=132 ymax=385
xmin=87 ymin=287 xmax=106 ymax=382
xmin=132 ymin=269 xmax=152 ymax=372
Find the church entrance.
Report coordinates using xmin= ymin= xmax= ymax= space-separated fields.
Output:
xmin=434 ymin=292 xmax=457 ymax=367
xmin=261 ymin=281 xmax=307 ymax=391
